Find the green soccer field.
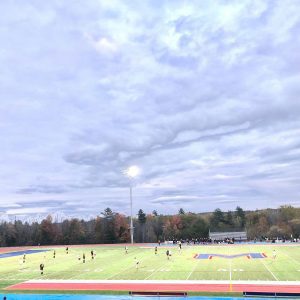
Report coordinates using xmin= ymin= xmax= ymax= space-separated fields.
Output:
xmin=0 ymin=244 xmax=299 ymax=290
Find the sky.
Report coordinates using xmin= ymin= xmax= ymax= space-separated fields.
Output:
xmin=1 ymin=0 xmax=300 ymax=221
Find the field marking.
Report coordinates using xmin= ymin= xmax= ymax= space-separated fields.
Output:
xmin=260 ymin=258 xmax=279 ymax=281
xmin=277 ymin=249 xmax=300 ymax=266
xmin=1 ymin=250 xmax=69 ymax=281
xmin=19 ymin=279 xmax=300 ymax=285
xmin=103 ymin=249 xmax=148 ymax=280
xmin=144 ymin=261 xmax=170 ymax=280
xmin=94 ymin=268 xmax=103 ymax=272
xmin=229 ymin=259 xmax=232 ymax=281
xmin=247 ymin=244 xmax=279 ymax=281
xmin=105 ymin=266 xmax=135 ymax=280
xmin=69 ymin=248 xmax=141 ymax=280
xmin=186 ymin=259 xmax=200 ymax=280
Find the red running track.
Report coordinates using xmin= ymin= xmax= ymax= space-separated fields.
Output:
xmin=6 ymin=282 xmax=300 ymax=293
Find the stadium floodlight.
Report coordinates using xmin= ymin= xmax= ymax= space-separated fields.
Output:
xmin=124 ymin=165 xmax=140 ymax=244
xmin=125 ymin=165 xmax=140 ymax=178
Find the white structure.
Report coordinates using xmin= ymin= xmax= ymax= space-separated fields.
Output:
xmin=209 ymin=231 xmax=247 ymax=241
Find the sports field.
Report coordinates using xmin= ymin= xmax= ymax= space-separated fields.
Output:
xmin=0 ymin=243 xmax=299 ymax=293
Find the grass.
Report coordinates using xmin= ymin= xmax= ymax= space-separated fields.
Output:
xmin=0 ymin=243 xmax=299 ymax=293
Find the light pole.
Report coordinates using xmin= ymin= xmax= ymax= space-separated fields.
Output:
xmin=129 ymin=182 xmax=134 ymax=244
xmin=125 ymin=165 xmax=140 ymax=244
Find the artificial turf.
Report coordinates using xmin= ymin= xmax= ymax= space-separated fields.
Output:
xmin=0 ymin=243 xmax=299 ymax=291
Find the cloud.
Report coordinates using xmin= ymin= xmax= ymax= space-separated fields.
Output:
xmin=0 ymin=0 xmax=300 ymax=218
xmin=16 ymin=185 xmax=67 ymax=194
xmin=6 ymin=207 xmax=52 ymax=215
xmin=151 ymin=195 xmax=202 ymax=204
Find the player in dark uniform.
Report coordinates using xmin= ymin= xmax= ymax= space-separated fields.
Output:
xmin=40 ymin=263 xmax=44 ymax=275
xmin=66 ymin=247 xmax=69 ymax=254
xmin=53 ymin=250 xmax=56 ymax=259
xmin=91 ymin=250 xmax=94 ymax=259
xmin=23 ymin=254 xmax=26 ymax=264
xmin=134 ymin=257 xmax=140 ymax=269
xmin=83 ymin=253 xmax=86 ymax=263
xmin=155 ymin=246 xmax=158 ymax=255
xmin=166 ymin=250 xmax=170 ymax=260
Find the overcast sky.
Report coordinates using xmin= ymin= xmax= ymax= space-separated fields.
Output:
xmin=1 ymin=0 xmax=300 ymax=220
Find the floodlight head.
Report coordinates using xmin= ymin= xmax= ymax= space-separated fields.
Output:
xmin=125 ymin=165 xmax=140 ymax=178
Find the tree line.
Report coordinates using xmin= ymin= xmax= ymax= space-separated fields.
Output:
xmin=0 ymin=205 xmax=299 ymax=247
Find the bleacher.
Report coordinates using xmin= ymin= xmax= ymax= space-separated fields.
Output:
xmin=209 ymin=230 xmax=247 ymax=241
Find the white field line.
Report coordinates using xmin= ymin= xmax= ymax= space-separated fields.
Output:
xmin=229 ymin=259 xmax=232 ymax=281
xmin=260 ymin=256 xmax=279 ymax=281
xmin=21 ymin=279 xmax=300 ymax=285
xmin=105 ymin=249 xmax=168 ymax=280
xmin=104 ymin=265 xmax=136 ymax=280
xmin=277 ymin=249 xmax=300 ymax=265
xmin=69 ymin=248 xmax=140 ymax=280
xmin=4 ymin=251 xmax=80 ymax=281
xmin=104 ymin=250 xmax=145 ymax=281
xmin=247 ymin=244 xmax=278 ymax=281
xmin=144 ymin=261 xmax=170 ymax=280
xmin=186 ymin=259 xmax=200 ymax=280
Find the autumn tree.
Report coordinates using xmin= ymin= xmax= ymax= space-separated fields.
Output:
xmin=114 ymin=213 xmax=130 ymax=242
xmin=39 ymin=215 xmax=56 ymax=245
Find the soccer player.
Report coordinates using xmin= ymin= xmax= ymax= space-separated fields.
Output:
xmin=83 ymin=253 xmax=86 ymax=263
xmin=155 ymin=246 xmax=158 ymax=255
xmin=66 ymin=247 xmax=69 ymax=254
xmin=91 ymin=250 xmax=94 ymax=259
xmin=40 ymin=263 xmax=44 ymax=275
xmin=134 ymin=257 xmax=140 ymax=269
xmin=166 ymin=250 xmax=171 ymax=260
xmin=125 ymin=246 xmax=128 ymax=254
xmin=178 ymin=241 xmax=182 ymax=251
xmin=53 ymin=250 xmax=56 ymax=259
xmin=23 ymin=254 xmax=26 ymax=264
xmin=272 ymin=249 xmax=276 ymax=259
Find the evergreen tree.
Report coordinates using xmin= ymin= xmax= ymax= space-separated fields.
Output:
xmin=211 ymin=208 xmax=224 ymax=229
xmin=226 ymin=211 xmax=234 ymax=225
xmin=235 ymin=206 xmax=246 ymax=228
xmin=178 ymin=208 xmax=185 ymax=215
xmin=138 ymin=209 xmax=147 ymax=242
xmin=138 ymin=209 xmax=146 ymax=224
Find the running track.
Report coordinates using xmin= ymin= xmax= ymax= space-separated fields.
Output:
xmin=6 ymin=280 xmax=300 ymax=293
